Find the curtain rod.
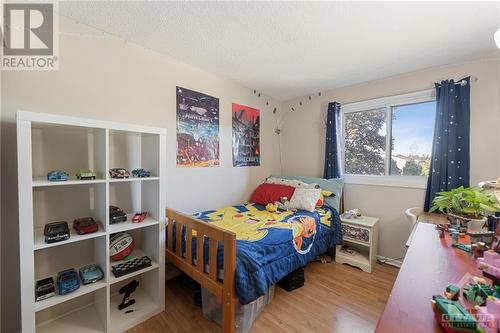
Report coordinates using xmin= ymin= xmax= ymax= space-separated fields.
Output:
xmin=436 ymin=76 xmax=478 ymax=86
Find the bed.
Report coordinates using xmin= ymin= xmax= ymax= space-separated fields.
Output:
xmin=166 ymin=177 xmax=343 ymax=333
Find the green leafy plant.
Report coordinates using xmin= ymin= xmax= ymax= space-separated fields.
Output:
xmin=430 ymin=186 xmax=500 ymax=218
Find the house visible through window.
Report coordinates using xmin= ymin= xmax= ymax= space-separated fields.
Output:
xmin=342 ymin=91 xmax=436 ymax=178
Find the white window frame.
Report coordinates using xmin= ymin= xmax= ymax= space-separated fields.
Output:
xmin=341 ymin=89 xmax=436 ymax=189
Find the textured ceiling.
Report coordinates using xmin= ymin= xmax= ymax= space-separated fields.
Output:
xmin=59 ymin=1 xmax=500 ymax=101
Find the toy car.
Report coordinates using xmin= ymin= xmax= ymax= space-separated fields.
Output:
xmin=109 ymin=168 xmax=130 ymax=179
xmin=79 ymin=264 xmax=104 ymax=285
xmin=132 ymin=212 xmax=147 ymax=223
xmin=131 ymin=169 xmax=151 ymax=178
xmin=73 ymin=217 xmax=99 ymax=235
xmin=35 ymin=277 xmax=55 ymax=302
xmin=110 ymin=205 xmax=127 ymax=224
xmin=56 ymin=269 xmax=80 ymax=295
xmin=44 ymin=221 xmax=70 ymax=243
xmin=47 ymin=170 xmax=69 ymax=182
xmin=76 ymin=169 xmax=96 ymax=180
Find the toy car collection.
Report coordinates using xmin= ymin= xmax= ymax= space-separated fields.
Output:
xmin=73 ymin=217 xmax=99 ymax=235
xmin=47 ymin=170 xmax=69 ymax=182
xmin=131 ymin=168 xmax=151 ymax=178
xmin=109 ymin=168 xmax=130 ymax=179
xmin=132 ymin=212 xmax=147 ymax=223
xmin=56 ymin=269 xmax=80 ymax=295
xmin=76 ymin=169 xmax=96 ymax=180
xmin=112 ymin=255 xmax=152 ymax=278
xmin=110 ymin=205 xmax=127 ymax=224
xmin=35 ymin=277 xmax=56 ymax=302
xmin=109 ymin=232 xmax=135 ymax=261
xmin=79 ymin=264 xmax=104 ymax=285
xmin=44 ymin=221 xmax=70 ymax=243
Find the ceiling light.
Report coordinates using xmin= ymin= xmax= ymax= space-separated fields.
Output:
xmin=496 ymin=28 xmax=500 ymax=49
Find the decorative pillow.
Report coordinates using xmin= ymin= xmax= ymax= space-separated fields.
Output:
xmin=270 ymin=175 xmax=344 ymax=211
xmin=289 ymin=188 xmax=321 ymax=212
xmin=316 ymin=190 xmax=333 ymax=207
xmin=265 ymin=177 xmax=318 ymax=189
xmin=250 ymin=183 xmax=295 ymax=206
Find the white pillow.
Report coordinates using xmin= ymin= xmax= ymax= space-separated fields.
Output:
xmin=289 ymin=188 xmax=321 ymax=212
xmin=265 ymin=177 xmax=318 ymax=189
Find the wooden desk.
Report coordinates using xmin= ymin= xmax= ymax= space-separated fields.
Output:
xmin=376 ymin=223 xmax=482 ymax=333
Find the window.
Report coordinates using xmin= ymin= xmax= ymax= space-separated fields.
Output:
xmin=341 ymin=90 xmax=436 ymax=186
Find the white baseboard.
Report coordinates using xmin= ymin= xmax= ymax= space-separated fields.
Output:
xmin=376 ymin=255 xmax=403 ymax=268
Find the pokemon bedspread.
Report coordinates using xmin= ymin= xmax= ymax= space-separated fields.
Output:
xmin=192 ymin=203 xmax=342 ymax=305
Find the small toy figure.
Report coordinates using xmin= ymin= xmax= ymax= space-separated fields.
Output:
xmin=472 ymin=241 xmax=490 ymax=259
xmin=445 ymin=284 xmax=460 ymax=301
xmin=436 ymin=224 xmax=446 ymax=238
xmin=463 ymin=278 xmax=493 ymax=306
xmin=468 ymin=231 xmax=495 ymax=246
xmin=475 ymin=297 xmax=500 ymax=333
xmin=477 ymin=250 xmax=500 ymax=285
xmin=275 ymin=197 xmax=291 ymax=211
xmin=265 ymin=203 xmax=278 ymax=212
xmin=451 ymin=230 xmax=460 ymax=245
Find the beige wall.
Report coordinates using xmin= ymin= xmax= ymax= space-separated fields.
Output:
xmin=0 ymin=17 xmax=282 ymax=332
xmin=281 ymin=56 xmax=500 ymax=260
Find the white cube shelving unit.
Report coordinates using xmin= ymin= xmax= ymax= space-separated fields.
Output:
xmin=17 ymin=111 xmax=166 ymax=333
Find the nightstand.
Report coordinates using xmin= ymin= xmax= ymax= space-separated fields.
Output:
xmin=336 ymin=215 xmax=379 ymax=273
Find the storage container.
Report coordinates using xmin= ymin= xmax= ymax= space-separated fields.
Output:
xmin=201 ymin=285 xmax=275 ymax=333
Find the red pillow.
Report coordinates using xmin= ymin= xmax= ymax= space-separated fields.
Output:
xmin=250 ymin=183 xmax=295 ymax=206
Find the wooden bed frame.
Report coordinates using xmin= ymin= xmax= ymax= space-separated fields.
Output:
xmin=166 ymin=208 xmax=237 ymax=332
xmin=165 ymin=196 xmax=343 ymax=333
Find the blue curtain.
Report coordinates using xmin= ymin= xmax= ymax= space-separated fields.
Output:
xmin=424 ymin=77 xmax=471 ymax=211
xmin=324 ymin=102 xmax=341 ymax=179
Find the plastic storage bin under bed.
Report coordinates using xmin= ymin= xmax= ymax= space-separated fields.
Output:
xmin=202 ymin=285 xmax=275 ymax=333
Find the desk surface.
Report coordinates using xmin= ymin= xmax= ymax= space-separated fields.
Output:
xmin=375 ymin=223 xmax=482 ymax=333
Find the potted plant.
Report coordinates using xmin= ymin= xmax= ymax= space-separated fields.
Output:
xmin=430 ymin=186 xmax=500 ymax=231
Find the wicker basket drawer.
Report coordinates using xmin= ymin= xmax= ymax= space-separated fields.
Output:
xmin=342 ymin=223 xmax=370 ymax=244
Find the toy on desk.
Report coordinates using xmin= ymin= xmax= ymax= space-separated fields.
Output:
xmin=444 ymin=284 xmax=460 ymax=301
xmin=436 ymin=224 xmax=446 ymax=238
xmin=477 ymin=250 xmax=500 ymax=285
xmin=118 ymin=280 xmax=139 ymax=310
xmin=475 ymin=296 xmax=500 ymax=333
xmin=463 ymin=277 xmax=494 ymax=306
xmin=468 ymin=230 xmax=495 ymax=245
xmin=431 ymin=295 xmax=478 ymax=333
xmin=472 ymin=242 xmax=490 ymax=259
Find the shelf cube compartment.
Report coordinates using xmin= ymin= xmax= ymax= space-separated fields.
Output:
xmin=108 ymin=224 xmax=160 ymax=283
xmin=109 ymin=181 xmax=160 ymax=232
xmin=36 ymin=287 xmax=107 ymax=333
xmin=33 ymin=183 xmax=107 ymax=249
xmin=34 ymin=237 xmax=108 ymax=312
xmin=31 ymin=123 xmax=106 ymax=182
xmin=109 ymin=269 xmax=162 ymax=332
xmin=108 ymin=130 xmax=160 ymax=178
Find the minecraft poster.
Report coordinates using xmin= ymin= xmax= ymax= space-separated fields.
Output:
xmin=176 ymin=87 xmax=220 ymax=167
xmin=232 ymin=103 xmax=260 ymax=167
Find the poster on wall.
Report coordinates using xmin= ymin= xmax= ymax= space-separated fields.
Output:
xmin=232 ymin=103 xmax=260 ymax=167
xmin=176 ymin=86 xmax=220 ymax=167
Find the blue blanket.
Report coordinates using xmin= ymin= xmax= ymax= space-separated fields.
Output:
xmin=182 ymin=203 xmax=342 ymax=305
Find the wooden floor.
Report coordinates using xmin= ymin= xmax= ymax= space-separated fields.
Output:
xmin=127 ymin=261 xmax=398 ymax=333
